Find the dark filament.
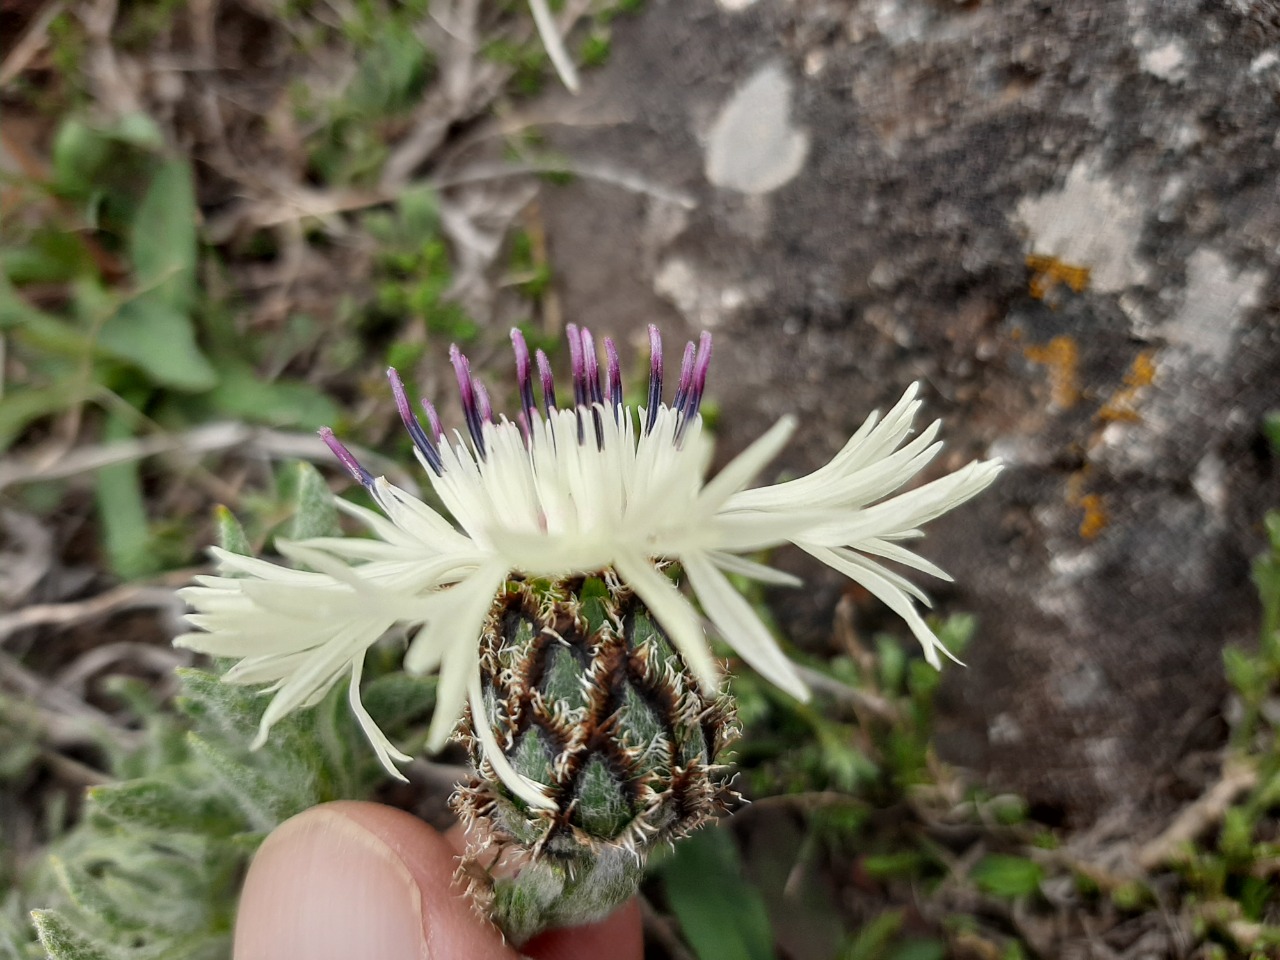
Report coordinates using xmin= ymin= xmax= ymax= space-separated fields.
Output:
xmin=319 ymin=427 xmax=374 ymax=487
xmin=387 ymin=368 xmax=443 ymax=474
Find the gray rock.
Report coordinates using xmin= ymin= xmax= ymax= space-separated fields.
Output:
xmin=535 ymin=0 xmax=1280 ymax=823
xmin=704 ymin=61 xmax=810 ymax=194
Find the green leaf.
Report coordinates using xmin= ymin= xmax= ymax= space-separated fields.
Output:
xmin=93 ymin=411 xmax=159 ymax=580
xmin=889 ymin=940 xmax=948 ymax=960
xmin=970 ymin=855 xmax=1044 ymax=899
xmin=0 ymin=380 xmax=96 ymax=453
xmin=860 ymin=851 xmax=928 ymax=879
xmin=30 ymin=911 xmax=113 ymax=960
xmin=51 ymin=858 xmax=148 ymax=934
xmin=174 ymin=668 xmax=265 ymax=742
xmin=128 ymin=160 xmax=196 ymax=311
xmin=185 ymin=734 xmax=306 ymax=833
xmin=98 ymin=298 xmax=216 ymax=392
xmin=1263 ymin=411 xmax=1280 ymax=453
xmin=203 ymin=363 xmax=339 ymax=427
xmin=50 ymin=119 xmax=112 ymax=197
xmin=1253 ymin=511 xmax=1280 ymax=660
xmin=95 ymin=160 xmax=216 ymax=391
xmin=87 ymin=779 xmax=239 ymax=835
xmin=661 ymin=827 xmax=776 ymax=960
xmin=109 ymin=113 xmax=165 ymax=151
xmin=0 ymin=274 xmax=94 ymax=357
xmin=361 ymin=672 xmax=436 ymax=730
xmin=396 ymin=183 xmax=439 ymax=244
xmin=841 ymin=910 xmax=903 ymax=960
xmin=215 ymin=505 xmax=251 ymax=557
xmin=288 ymin=462 xmax=340 ymax=541
xmin=876 ymin=635 xmax=907 ymax=693
xmin=1 ymin=228 xmax=96 ymax=285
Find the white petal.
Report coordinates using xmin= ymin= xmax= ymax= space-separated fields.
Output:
xmin=854 ymin=537 xmax=952 ymax=581
xmin=334 ymin=497 xmax=423 ymax=549
xmin=800 ymin=458 xmax=1001 ymax=546
xmin=696 ymin=416 xmax=795 ymax=512
xmin=372 ymin=478 xmax=474 ymax=552
xmin=800 ymin=544 xmax=962 ymax=668
xmin=706 ymin=550 xmax=803 ymax=587
xmin=348 ymin=656 xmax=412 ymax=780
xmin=711 ymin=508 xmax=837 ymax=552
xmin=614 ymin=552 xmax=720 ymax=694
xmin=222 ymin=650 xmax=312 ymax=686
xmin=683 ymin=552 xmax=808 ymax=701
xmin=401 ymin=564 xmax=509 ymax=749
xmin=251 ymin=621 xmax=380 ymax=746
xmin=826 ymin=545 xmax=933 ymax=606
xmin=468 ymin=669 xmax=555 ymax=810
xmin=239 ymin=579 xmax=367 ymax=620
xmin=210 ymin=548 xmax=326 ymax=582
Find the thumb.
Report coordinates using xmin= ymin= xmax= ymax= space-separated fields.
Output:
xmin=233 ymin=800 xmax=644 ymax=960
xmin=234 ymin=800 xmax=511 ymax=960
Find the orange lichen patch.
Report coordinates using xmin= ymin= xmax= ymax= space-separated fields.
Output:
xmin=1026 ymin=253 xmax=1091 ymax=301
xmin=1024 ymin=335 xmax=1081 ymax=409
xmin=1065 ymin=471 xmax=1109 ymax=541
xmin=1097 ymin=351 xmax=1157 ymax=424
xmin=1077 ymin=493 xmax=1109 ymax=540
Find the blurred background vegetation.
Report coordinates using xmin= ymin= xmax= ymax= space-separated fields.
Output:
xmin=2 ymin=0 xmax=1280 ymax=957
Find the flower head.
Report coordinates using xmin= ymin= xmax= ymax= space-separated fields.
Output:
xmin=177 ymin=325 xmax=1000 ymax=807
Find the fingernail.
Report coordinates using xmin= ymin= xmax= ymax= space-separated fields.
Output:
xmin=234 ymin=807 xmax=429 ymax=960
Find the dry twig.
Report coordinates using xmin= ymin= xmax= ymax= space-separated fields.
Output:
xmin=1135 ymin=759 xmax=1258 ymax=872
xmin=527 ymin=0 xmax=579 ymax=94
xmin=0 ymin=650 xmax=142 ymax=749
xmin=0 ymin=584 xmax=182 ymax=647
xmin=0 ymin=421 xmax=421 ymax=495
xmin=0 ymin=0 xmax=65 ymax=86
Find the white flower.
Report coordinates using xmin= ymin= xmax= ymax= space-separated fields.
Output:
xmin=177 ymin=325 xmax=1001 ymax=809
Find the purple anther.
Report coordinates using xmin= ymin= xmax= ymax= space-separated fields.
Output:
xmin=604 ymin=337 xmax=622 ymax=418
xmin=671 ymin=340 xmax=696 ymax=414
xmin=319 ymin=427 xmax=374 ymax=487
xmin=449 ymin=344 xmax=474 ymax=408
xmin=536 ymin=350 xmax=557 ymax=412
xmin=566 ymin=323 xmax=586 ymax=408
xmin=449 ymin=345 xmax=487 ymax=457
xmin=474 ymin=379 xmax=493 ymax=423
xmin=387 ymin=368 xmax=443 ymax=474
xmin=589 ymin=403 xmax=605 ymax=451
xmin=580 ymin=327 xmax=603 ymax=406
xmin=645 ymin=325 xmax=663 ymax=434
xmin=420 ymin=399 xmax=443 ymax=442
xmin=510 ymin=328 xmax=538 ymax=422
xmin=685 ymin=331 xmax=713 ymax=417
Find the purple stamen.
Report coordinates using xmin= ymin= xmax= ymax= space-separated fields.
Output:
xmin=510 ymin=328 xmax=538 ymax=422
xmin=590 ymin=405 xmax=605 ymax=450
xmin=536 ymin=350 xmax=557 ymax=412
xmin=604 ymin=337 xmax=622 ymax=419
xmin=474 ymin=379 xmax=493 ymax=423
xmin=566 ymin=323 xmax=586 ymax=408
xmin=686 ymin=332 xmax=713 ymax=417
xmin=581 ymin=326 xmax=605 ymax=447
xmin=645 ymin=325 xmax=663 ymax=434
xmin=420 ymin=399 xmax=443 ymax=442
xmin=580 ymin=326 xmax=603 ymax=407
xmin=671 ymin=341 xmax=696 ymax=414
xmin=449 ymin=345 xmax=487 ymax=457
xmin=387 ymin=368 xmax=443 ymax=474
xmin=319 ymin=427 xmax=374 ymax=487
